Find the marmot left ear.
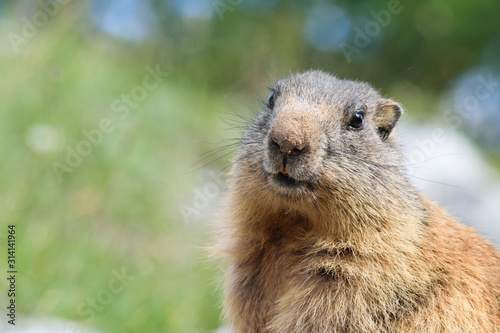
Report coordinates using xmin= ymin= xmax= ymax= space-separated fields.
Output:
xmin=374 ymin=99 xmax=403 ymax=141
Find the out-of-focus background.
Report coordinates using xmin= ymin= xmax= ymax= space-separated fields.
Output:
xmin=0 ymin=0 xmax=499 ymax=332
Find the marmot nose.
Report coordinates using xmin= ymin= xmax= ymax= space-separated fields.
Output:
xmin=269 ymin=129 xmax=307 ymax=155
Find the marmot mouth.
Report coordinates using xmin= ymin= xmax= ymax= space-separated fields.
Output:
xmin=274 ymin=172 xmax=300 ymax=187
xmin=273 ymin=172 xmax=307 ymax=189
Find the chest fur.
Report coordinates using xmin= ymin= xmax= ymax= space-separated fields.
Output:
xmin=226 ymin=244 xmax=430 ymax=333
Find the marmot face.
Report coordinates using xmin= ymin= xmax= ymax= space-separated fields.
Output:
xmin=236 ymin=70 xmax=405 ymax=208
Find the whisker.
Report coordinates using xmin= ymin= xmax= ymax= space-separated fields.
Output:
xmin=337 ymin=148 xmax=478 ymax=198
xmin=405 ymin=174 xmax=478 ymax=198
xmin=401 ymin=153 xmax=470 ymax=168
xmin=196 ymin=139 xmax=241 ymax=146
xmin=217 ymin=150 xmax=263 ymax=175
xmin=184 ymin=148 xmax=240 ymax=175
xmin=193 ymin=143 xmax=239 ymax=162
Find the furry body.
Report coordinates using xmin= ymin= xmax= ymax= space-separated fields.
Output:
xmin=215 ymin=71 xmax=500 ymax=332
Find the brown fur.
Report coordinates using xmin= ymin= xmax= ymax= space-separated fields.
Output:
xmin=214 ymin=70 xmax=500 ymax=332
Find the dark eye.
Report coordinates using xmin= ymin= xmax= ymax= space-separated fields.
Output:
xmin=268 ymin=90 xmax=276 ymax=108
xmin=348 ymin=112 xmax=365 ymax=130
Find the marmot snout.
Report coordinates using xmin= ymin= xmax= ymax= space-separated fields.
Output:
xmin=215 ymin=70 xmax=500 ymax=333
xmin=266 ymin=98 xmax=323 ymax=182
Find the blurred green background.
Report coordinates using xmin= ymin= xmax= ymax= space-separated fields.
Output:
xmin=0 ymin=0 xmax=499 ymax=332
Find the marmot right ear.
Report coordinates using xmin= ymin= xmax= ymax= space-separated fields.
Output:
xmin=374 ymin=99 xmax=403 ymax=141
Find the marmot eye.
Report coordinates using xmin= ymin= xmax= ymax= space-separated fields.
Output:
xmin=268 ymin=91 xmax=276 ymax=108
xmin=349 ymin=112 xmax=365 ymax=130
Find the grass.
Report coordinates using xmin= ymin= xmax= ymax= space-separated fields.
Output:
xmin=0 ymin=19 xmax=239 ymax=332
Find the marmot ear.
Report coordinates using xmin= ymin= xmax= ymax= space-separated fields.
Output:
xmin=374 ymin=99 xmax=403 ymax=141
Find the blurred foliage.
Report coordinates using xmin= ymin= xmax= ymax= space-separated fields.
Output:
xmin=0 ymin=0 xmax=499 ymax=332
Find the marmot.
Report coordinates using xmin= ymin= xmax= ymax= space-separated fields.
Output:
xmin=214 ymin=70 xmax=500 ymax=332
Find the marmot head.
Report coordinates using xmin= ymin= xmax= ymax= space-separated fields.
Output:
xmin=232 ymin=70 xmax=407 ymax=214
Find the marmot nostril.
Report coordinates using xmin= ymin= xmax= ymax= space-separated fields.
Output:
xmin=271 ymin=138 xmax=306 ymax=155
xmin=270 ymin=129 xmax=307 ymax=155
